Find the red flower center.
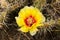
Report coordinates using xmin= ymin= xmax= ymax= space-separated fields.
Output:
xmin=24 ymin=15 xmax=36 ymax=27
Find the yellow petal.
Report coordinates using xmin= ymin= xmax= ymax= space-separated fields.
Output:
xmin=19 ymin=26 xmax=29 ymax=32
xmin=32 ymin=23 xmax=44 ymax=28
xmin=15 ymin=17 xmax=25 ymax=27
xmin=18 ymin=6 xmax=31 ymax=18
xmin=18 ymin=6 xmax=38 ymax=18
xmin=35 ymin=13 xmax=45 ymax=23
xmin=29 ymin=27 xmax=38 ymax=36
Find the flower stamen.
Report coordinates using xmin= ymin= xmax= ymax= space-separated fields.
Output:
xmin=24 ymin=15 xmax=36 ymax=27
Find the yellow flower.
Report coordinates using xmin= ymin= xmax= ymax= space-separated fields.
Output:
xmin=15 ymin=6 xmax=45 ymax=36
